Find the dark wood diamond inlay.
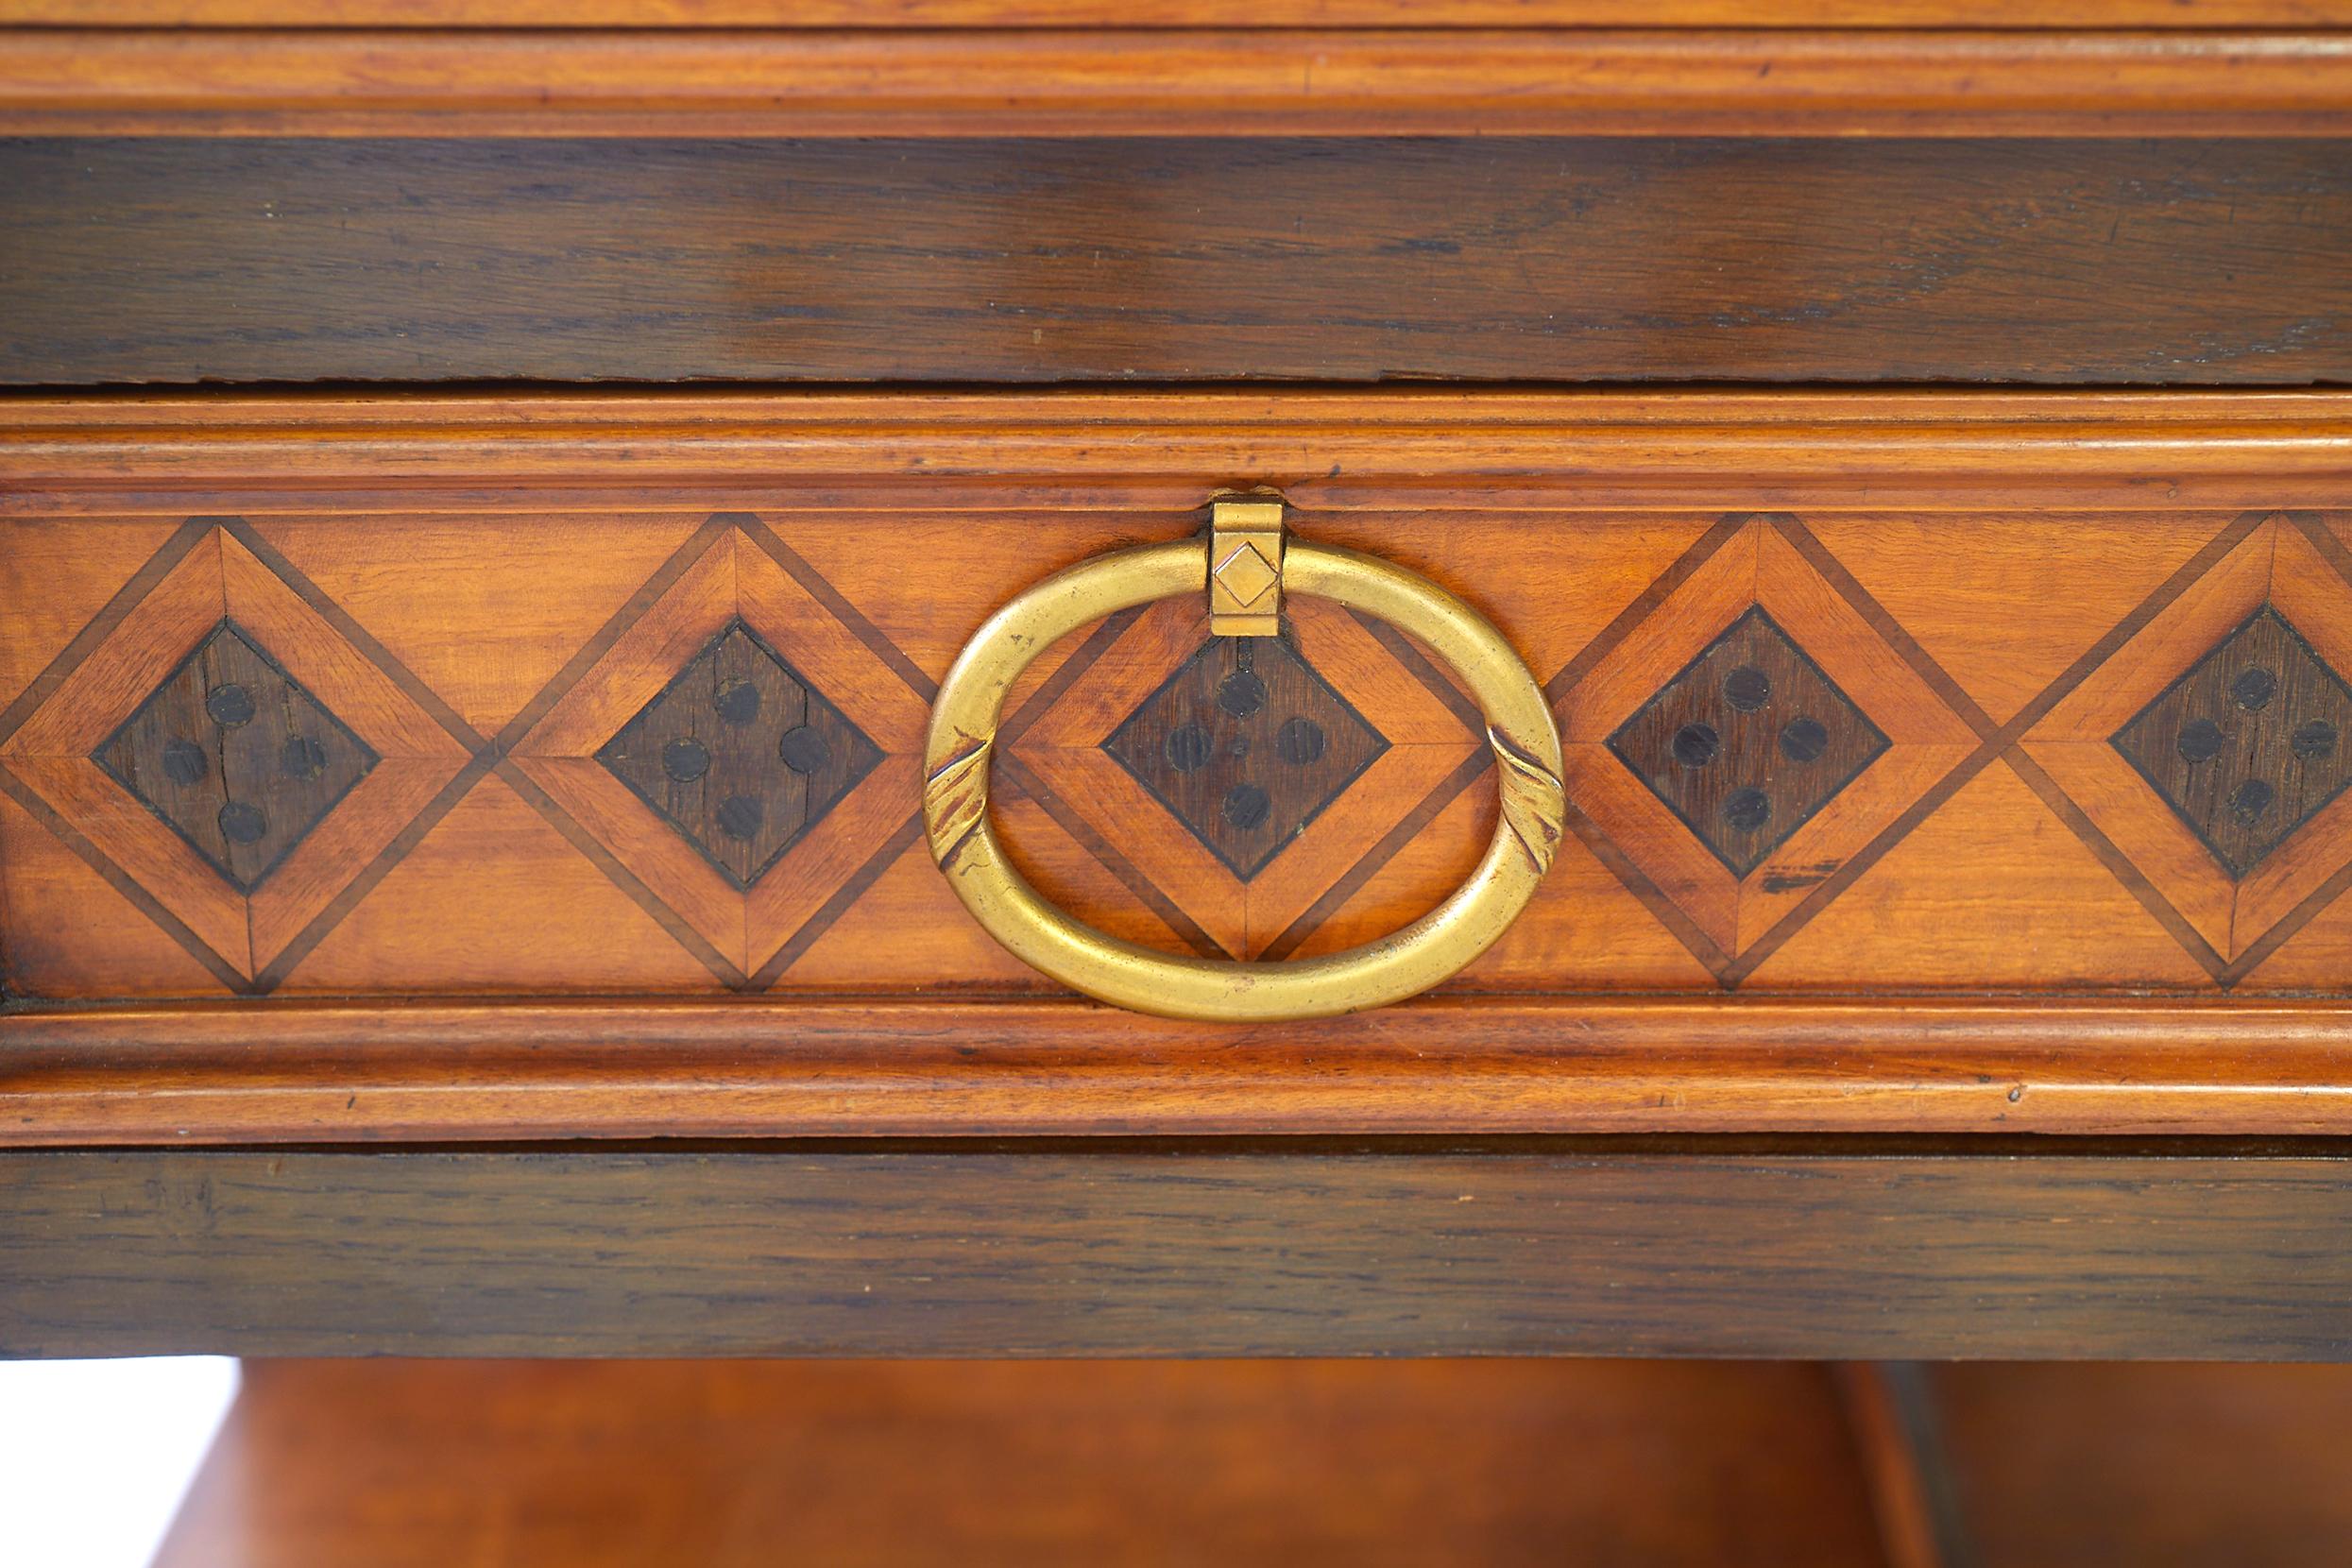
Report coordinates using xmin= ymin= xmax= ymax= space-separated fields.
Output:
xmin=598 ymin=619 xmax=881 ymax=890
xmin=1102 ymin=635 xmax=1388 ymax=881
xmin=94 ymin=620 xmax=378 ymax=894
xmin=1609 ymin=606 xmax=1889 ymax=878
xmin=2112 ymin=605 xmax=2352 ymax=880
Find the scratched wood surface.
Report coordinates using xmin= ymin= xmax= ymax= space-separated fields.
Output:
xmin=12 ymin=1143 xmax=2352 ymax=1359
xmin=7 ymin=139 xmax=2352 ymax=384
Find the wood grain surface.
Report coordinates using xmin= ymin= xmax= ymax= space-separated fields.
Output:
xmin=9 ymin=390 xmax=2346 ymax=505
xmin=10 ymin=1142 xmax=2352 ymax=1358
xmin=21 ymin=0 xmax=2351 ymax=25
xmin=152 ymin=1358 xmax=1893 ymax=1568
xmin=13 ymin=996 xmax=2352 ymax=1144
xmin=6 ymin=33 xmax=2350 ymax=139
xmin=8 ymin=494 xmax=2350 ymax=1002
xmin=8 ymin=139 xmax=2352 ymax=385
xmin=2 ymin=391 xmax=2349 ymax=1142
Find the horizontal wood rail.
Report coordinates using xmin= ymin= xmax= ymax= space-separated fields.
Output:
xmin=7 ymin=391 xmax=2351 ymax=511
xmin=11 ymin=1140 xmax=2352 ymax=1357
xmin=4 ymin=31 xmax=2351 ymax=137
xmin=7 ymin=996 xmax=2352 ymax=1145
xmin=13 ymin=1 xmax=2350 ymax=26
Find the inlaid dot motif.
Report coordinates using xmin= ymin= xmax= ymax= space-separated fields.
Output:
xmin=1607 ymin=606 xmax=1890 ymax=878
xmin=717 ymin=794 xmax=764 ymax=840
xmin=1218 ymin=669 xmax=1268 ymax=719
xmin=1165 ymin=724 xmax=1213 ymax=773
xmin=1779 ymin=717 xmax=1830 ymax=764
xmin=1102 ymin=636 xmax=1389 ymax=882
xmin=1673 ymin=723 xmax=1720 ymax=769
xmin=777 ymin=725 xmax=831 ymax=775
xmin=217 ymin=801 xmax=268 ymax=844
xmin=1722 ymin=788 xmax=1772 ymax=834
xmin=2178 ymin=718 xmax=2226 ymax=764
xmin=1723 ymin=666 xmax=1772 ymax=713
xmin=1223 ymin=783 xmax=1272 ymax=830
xmin=204 ymin=683 xmax=256 ymax=728
xmin=2112 ymin=606 xmax=2352 ymax=879
xmin=160 ymin=739 xmax=209 ymax=787
xmin=93 ymin=620 xmax=377 ymax=895
xmin=1276 ymin=717 xmax=1327 ymax=767
xmin=597 ymin=619 xmax=882 ymax=890
xmin=280 ymin=735 xmax=327 ymax=781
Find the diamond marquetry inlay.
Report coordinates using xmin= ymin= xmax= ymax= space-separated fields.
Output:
xmin=1102 ymin=635 xmax=1388 ymax=881
xmin=2112 ymin=606 xmax=2352 ymax=880
xmin=598 ymin=619 xmax=881 ymax=890
xmin=1609 ymin=606 xmax=1889 ymax=878
xmin=94 ymin=620 xmax=377 ymax=894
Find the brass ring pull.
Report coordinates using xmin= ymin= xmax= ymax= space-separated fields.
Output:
xmin=923 ymin=503 xmax=1564 ymax=1021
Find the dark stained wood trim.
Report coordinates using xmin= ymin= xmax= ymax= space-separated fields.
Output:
xmin=10 ymin=1142 xmax=2352 ymax=1359
xmin=5 ymin=32 xmax=2351 ymax=138
xmin=9 ymin=140 xmax=2352 ymax=388
xmin=9 ymin=996 xmax=2352 ymax=1145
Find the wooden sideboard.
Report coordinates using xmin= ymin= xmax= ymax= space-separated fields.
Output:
xmin=6 ymin=7 xmax=2352 ymax=1376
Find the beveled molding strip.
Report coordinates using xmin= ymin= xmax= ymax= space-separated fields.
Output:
xmin=3 ymin=31 xmax=2350 ymax=137
xmin=7 ymin=390 xmax=2352 ymax=512
xmin=6 ymin=996 xmax=2352 ymax=1146
xmin=13 ymin=1 xmax=2349 ymax=26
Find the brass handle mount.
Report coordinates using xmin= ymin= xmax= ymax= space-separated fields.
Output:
xmin=922 ymin=500 xmax=1565 ymax=1022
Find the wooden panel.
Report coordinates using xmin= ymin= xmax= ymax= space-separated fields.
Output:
xmin=5 ymin=393 xmax=2350 ymax=1142
xmin=153 ymin=1359 xmax=1889 ymax=1568
xmin=8 ymin=141 xmax=2352 ymax=385
xmin=20 ymin=1 xmax=2350 ymax=25
xmin=5 ymin=33 xmax=2349 ymax=139
xmin=10 ymin=1144 xmax=2352 ymax=1358
xmin=9 ymin=498 xmax=2351 ymax=1002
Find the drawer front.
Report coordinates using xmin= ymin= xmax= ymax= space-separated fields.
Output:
xmin=4 ymin=390 xmax=2350 ymax=1140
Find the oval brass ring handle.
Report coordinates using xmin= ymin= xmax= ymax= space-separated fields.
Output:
xmin=923 ymin=506 xmax=1564 ymax=1021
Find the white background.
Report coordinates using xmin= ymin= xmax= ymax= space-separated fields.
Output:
xmin=0 ymin=1358 xmax=239 ymax=1568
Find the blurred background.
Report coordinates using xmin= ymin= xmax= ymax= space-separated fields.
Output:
xmin=7 ymin=1357 xmax=2351 ymax=1567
